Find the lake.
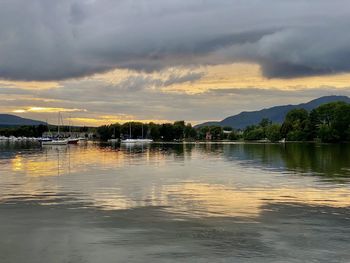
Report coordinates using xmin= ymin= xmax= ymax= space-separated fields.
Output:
xmin=0 ymin=141 xmax=349 ymax=262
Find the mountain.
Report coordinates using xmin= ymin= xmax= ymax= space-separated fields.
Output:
xmin=0 ymin=114 xmax=46 ymax=127
xmin=197 ymin=95 xmax=350 ymax=129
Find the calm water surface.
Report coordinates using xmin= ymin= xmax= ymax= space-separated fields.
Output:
xmin=0 ymin=142 xmax=349 ymax=262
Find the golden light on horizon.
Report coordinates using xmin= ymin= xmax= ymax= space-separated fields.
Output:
xmin=12 ymin=107 xmax=87 ymax=113
xmin=70 ymin=116 xmax=173 ymax=126
xmin=13 ymin=109 xmax=26 ymax=113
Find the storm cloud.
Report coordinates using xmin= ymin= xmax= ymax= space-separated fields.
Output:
xmin=0 ymin=0 xmax=350 ymax=80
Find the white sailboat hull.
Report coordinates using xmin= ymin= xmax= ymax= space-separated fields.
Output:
xmin=42 ymin=140 xmax=68 ymax=146
xmin=121 ymin=139 xmax=153 ymax=144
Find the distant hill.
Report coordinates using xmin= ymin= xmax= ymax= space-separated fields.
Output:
xmin=196 ymin=95 xmax=350 ymax=129
xmin=0 ymin=114 xmax=46 ymax=127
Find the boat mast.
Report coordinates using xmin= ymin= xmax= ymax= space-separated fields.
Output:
xmin=46 ymin=119 xmax=51 ymax=137
xmin=57 ymin=112 xmax=60 ymax=136
xmin=129 ymin=123 xmax=131 ymax=139
xmin=142 ymin=124 xmax=144 ymax=139
xmin=69 ymin=115 xmax=72 ymax=135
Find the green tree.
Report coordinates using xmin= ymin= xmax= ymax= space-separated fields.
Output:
xmin=259 ymin=118 xmax=272 ymax=129
xmin=281 ymin=108 xmax=309 ymax=141
xmin=184 ymin=123 xmax=197 ymax=139
xmin=228 ymin=131 xmax=239 ymax=141
xmin=266 ymin=124 xmax=282 ymax=142
xmin=243 ymin=125 xmax=265 ymax=140
xmin=318 ymin=124 xmax=340 ymax=143
xmin=210 ymin=126 xmax=223 ymax=140
xmin=311 ymin=102 xmax=350 ymax=142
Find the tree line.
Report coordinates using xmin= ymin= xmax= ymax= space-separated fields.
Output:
xmin=97 ymin=121 xmax=196 ymax=141
xmin=1 ymin=101 xmax=349 ymax=143
xmin=97 ymin=120 xmax=241 ymax=141
xmin=242 ymin=101 xmax=350 ymax=143
xmin=0 ymin=125 xmax=49 ymax=138
xmin=97 ymin=101 xmax=350 ymax=143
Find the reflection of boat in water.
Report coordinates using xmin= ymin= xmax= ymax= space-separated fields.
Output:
xmin=108 ymin=139 xmax=119 ymax=143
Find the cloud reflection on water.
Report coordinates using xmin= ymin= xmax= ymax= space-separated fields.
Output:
xmin=0 ymin=142 xmax=349 ymax=220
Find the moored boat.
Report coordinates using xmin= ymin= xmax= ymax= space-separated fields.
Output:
xmin=67 ymin=138 xmax=79 ymax=144
xmin=42 ymin=139 xmax=68 ymax=146
xmin=279 ymin=138 xmax=286 ymax=143
xmin=41 ymin=112 xmax=68 ymax=146
xmin=38 ymin=137 xmax=52 ymax=143
xmin=121 ymin=138 xmax=153 ymax=144
xmin=120 ymin=124 xmax=153 ymax=144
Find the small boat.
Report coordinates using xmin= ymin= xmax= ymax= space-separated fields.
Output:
xmin=120 ymin=124 xmax=153 ymax=144
xmin=42 ymin=139 xmax=68 ymax=146
xmin=8 ymin=136 xmax=18 ymax=141
xmin=279 ymin=138 xmax=286 ymax=143
xmin=67 ymin=138 xmax=79 ymax=144
xmin=41 ymin=113 xmax=68 ymax=146
xmin=66 ymin=116 xmax=80 ymax=144
xmin=121 ymin=138 xmax=153 ymax=144
xmin=39 ymin=119 xmax=53 ymax=143
xmin=38 ymin=137 xmax=52 ymax=143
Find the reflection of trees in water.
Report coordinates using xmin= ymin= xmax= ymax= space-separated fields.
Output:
xmin=223 ymin=143 xmax=286 ymax=170
xmin=0 ymin=142 xmax=44 ymax=171
xmin=222 ymin=143 xmax=350 ymax=178
xmin=282 ymin=143 xmax=350 ymax=177
xmin=197 ymin=143 xmax=225 ymax=156
xmin=97 ymin=142 xmax=196 ymax=162
xmin=151 ymin=143 xmax=195 ymax=162
xmin=8 ymin=142 xmax=349 ymax=179
xmin=100 ymin=142 xmax=350 ymax=178
xmin=0 ymin=141 xmax=41 ymax=160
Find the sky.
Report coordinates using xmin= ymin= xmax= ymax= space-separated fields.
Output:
xmin=1 ymin=0 xmax=350 ymax=126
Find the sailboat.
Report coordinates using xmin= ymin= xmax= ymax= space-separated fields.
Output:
xmin=67 ymin=138 xmax=79 ymax=144
xmin=67 ymin=115 xmax=79 ymax=144
xmin=121 ymin=124 xmax=153 ymax=144
xmin=41 ymin=113 xmax=68 ymax=146
xmin=38 ymin=119 xmax=53 ymax=143
xmin=107 ymin=126 xmax=119 ymax=143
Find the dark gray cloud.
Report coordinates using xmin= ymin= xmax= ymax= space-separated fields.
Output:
xmin=0 ymin=0 xmax=350 ymax=80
